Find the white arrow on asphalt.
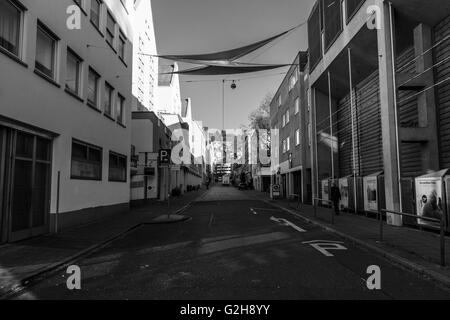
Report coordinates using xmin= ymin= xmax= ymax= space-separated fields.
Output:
xmin=250 ymin=208 xmax=258 ymax=215
xmin=302 ymin=240 xmax=347 ymax=257
xmin=270 ymin=216 xmax=306 ymax=233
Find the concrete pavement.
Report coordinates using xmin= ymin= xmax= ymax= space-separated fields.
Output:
xmin=9 ymin=186 xmax=450 ymax=300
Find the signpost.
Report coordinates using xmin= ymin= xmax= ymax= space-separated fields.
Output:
xmin=159 ymin=149 xmax=172 ymax=219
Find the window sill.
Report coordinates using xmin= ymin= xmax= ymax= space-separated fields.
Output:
xmin=119 ymin=56 xmax=127 ymax=67
xmin=104 ymin=112 xmax=116 ymax=122
xmin=90 ymin=20 xmax=104 ymax=37
xmin=65 ymin=87 xmax=84 ymax=103
xmin=106 ymin=40 xmax=117 ymax=53
xmin=34 ymin=69 xmax=60 ymax=88
xmin=87 ymin=100 xmax=102 ymax=113
xmin=72 ymin=1 xmax=88 ymax=16
xmin=71 ymin=176 xmax=102 ymax=181
xmin=0 ymin=47 xmax=28 ymax=68
xmin=108 ymin=179 xmax=127 ymax=183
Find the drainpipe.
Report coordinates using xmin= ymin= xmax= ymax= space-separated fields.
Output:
xmin=348 ymin=48 xmax=358 ymax=213
xmin=55 ymin=170 xmax=60 ymax=234
xmin=389 ymin=1 xmax=403 ymax=213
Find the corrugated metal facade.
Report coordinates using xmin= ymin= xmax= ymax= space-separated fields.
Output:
xmin=434 ymin=15 xmax=450 ymax=169
xmin=337 ymin=70 xmax=383 ymax=177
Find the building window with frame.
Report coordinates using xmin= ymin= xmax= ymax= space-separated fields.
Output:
xmin=288 ymin=72 xmax=297 ymax=92
xmin=35 ymin=22 xmax=58 ymax=79
xmin=104 ymin=82 xmax=114 ymax=116
xmin=296 ymin=129 xmax=300 ymax=146
xmin=286 ymin=110 xmax=290 ymax=124
xmin=66 ymin=48 xmax=82 ymax=95
xmin=282 ymin=114 xmax=286 ymax=127
xmin=71 ymin=140 xmax=102 ymax=180
xmin=0 ymin=0 xmax=23 ymax=57
xmin=109 ymin=151 xmax=127 ymax=182
xmin=294 ymin=98 xmax=299 ymax=114
xmin=287 ymin=137 xmax=291 ymax=152
xmin=282 ymin=139 xmax=286 ymax=154
xmin=106 ymin=11 xmax=115 ymax=48
xmin=90 ymin=0 xmax=101 ymax=30
xmin=118 ymin=31 xmax=126 ymax=61
xmin=87 ymin=67 xmax=100 ymax=107
xmin=278 ymin=95 xmax=282 ymax=108
xmin=116 ymin=93 xmax=125 ymax=124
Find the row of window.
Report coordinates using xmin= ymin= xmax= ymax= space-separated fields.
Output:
xmin=71 ymin=139 xmax=127 ymax=182
xmin=281 ymin=98 xmax=300 ymax=128
xmin=74 ymin=0 xmax=127 ymax=62
xmin=0 ymin=0 xmax=126 ymax=126
xmin=276 ymin=67 xmax=299 ymax=108
xmin=282 ymin=129 xmax=301 ymax=154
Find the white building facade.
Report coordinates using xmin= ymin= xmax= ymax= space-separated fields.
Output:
xmin=0 ymin=0 xmax=134 ymax=243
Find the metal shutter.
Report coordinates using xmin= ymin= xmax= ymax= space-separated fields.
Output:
xmin=434 ymin=15 xmax=450 ymax=168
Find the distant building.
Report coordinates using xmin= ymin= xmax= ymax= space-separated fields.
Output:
xmin=156 ymin=60 xmax=182 ymax=116
xmin=269 ymin=52 xmax=310 ymax=202
xmin=131 ymin=0 xmax=158 ymax=112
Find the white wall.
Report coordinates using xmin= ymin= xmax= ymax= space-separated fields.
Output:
xmin=131 ymin=0 xmax=158 ymax=111
xmin=0 ymin=0 xmax=133 ymax=214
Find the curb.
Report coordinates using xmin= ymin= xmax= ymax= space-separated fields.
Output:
xmin=0 ymin=190 xmax=208 ymax=300
xmin=261 ymin=199 xmax=450 ymax=291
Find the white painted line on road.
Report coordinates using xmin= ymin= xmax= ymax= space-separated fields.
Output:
xmin=270 ymin=216 xmax=306 ymax=233
xmin=250 ymin=208 xmax=258 ymax=215
xmin=302 ymin=240 xmax=347 ymax=257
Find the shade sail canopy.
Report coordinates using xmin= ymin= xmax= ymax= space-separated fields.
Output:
xmin=158 ymin=26 xmax=297 ymax=63
xmin=165 ymin=64 xmax=290 ymax=75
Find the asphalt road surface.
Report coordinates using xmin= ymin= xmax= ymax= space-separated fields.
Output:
xmin=15 ymin=186 xmax=450 ymax=300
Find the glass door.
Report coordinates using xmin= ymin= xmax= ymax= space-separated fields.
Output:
xmin=9 ymin=131 xmax=51 ymax=242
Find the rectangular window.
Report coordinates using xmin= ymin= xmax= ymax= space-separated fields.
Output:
xmin=109 ymin=152 xmax=127 ymax=182
xmin=324 ymin=0 xmax=343 ymax=50
xmin=286 ymin=110 xmax=290 ymax=124
xmin=308 ymin=1 xmax=323 ymax=71
xmin=118 ymin=31 xmax=126 ymax=61
xmin=90 ymin=0 xmax=101 ymax=29
xmin=278 ymin=95 xmax=282 ymax=108
xmin=0 ymin=0 xmax=22 ymax=56
xmin=295 ymin=98 xmax=300 ymax=114
xmin=346 ymin=0 xmax=365 ymax=23
xmin=66 ymin=48 xmax=82 ymax=94
xmin=282 ymin=139 xmax=286 ymax=153
xmin=296 ymin=129 xmax=300 ymax=146
xmin=287 ymin=137 xmax=291 ymax=151
xmin=104 ymin=82 xmax=113 ymax=116
xmin=282 ymin=114 xmax=286 ymax=127
xmin=307 ymin=88 xmax=311 ymax=112
xmin=87 ymin=67 xmax=100 ymax=107
xmin=289 ymin=72 xmax=297 ymax=92
xmin=308 ymin=123 xmax=312 ymax=147
xmin=35 ymin=22 xmax=58 ymax=79
xmin=116 ymin=93 xmax=125 ymax=124
xmin=71 ymin=140 xmax=102 ymax=180
xmin=106 ymin=11 xmax=115 ymax=47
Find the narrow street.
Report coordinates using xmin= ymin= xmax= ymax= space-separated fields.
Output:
xmin=15 ymin=186 xmax=450 ymax=300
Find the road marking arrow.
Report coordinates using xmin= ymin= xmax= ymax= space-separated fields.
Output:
xmin=250 ymin=208 xmax=258 ymax=215
xmin=270 ymin=216 xmax=306 ymax=233
xmin=302 ymin=240 xmax=347 ymax=257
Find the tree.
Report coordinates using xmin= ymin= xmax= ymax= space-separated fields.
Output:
xmin=248 ymin=93 xmax=273 ymax=130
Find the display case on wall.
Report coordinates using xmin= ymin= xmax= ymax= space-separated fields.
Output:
xmin=415 ymin=169 xmax=449 ymax=230
xmin=363 ymin=171 xmax=385 ymax=216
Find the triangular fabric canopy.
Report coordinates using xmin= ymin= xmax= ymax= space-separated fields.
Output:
xmin=167 ymin=64 xmax=290 ymax=75
xmin=158 ymin=27 xmax=294 ymax=63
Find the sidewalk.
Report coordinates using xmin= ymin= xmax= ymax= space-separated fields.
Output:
xmin=0 ymin=189 xmax=208 ymax=298
xmin=248 ymin=190 xmax=450 ymax=289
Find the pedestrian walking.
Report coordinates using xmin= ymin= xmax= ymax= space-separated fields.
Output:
xmin=330 ymin=183 xmax=341 ymax=216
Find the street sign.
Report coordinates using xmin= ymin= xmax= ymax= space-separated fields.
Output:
xmin=159 ymin=149 xmax=171 ymax=165
xmin=272 ymin=184 xmax=280 ymax=197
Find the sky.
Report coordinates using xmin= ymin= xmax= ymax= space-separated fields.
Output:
xmin=152 ymin=0 xmax=315 ymax=130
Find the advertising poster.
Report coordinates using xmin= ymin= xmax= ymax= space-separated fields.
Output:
xmin=321 ymin=179 xmax=329 ymax=205
xmin=363 ymin=176 xmax=378 ymax=212
xmin=415 ymin=177 xmax=443 ymax=228
xmin=339 ymin=178 xmax=349 ymax=209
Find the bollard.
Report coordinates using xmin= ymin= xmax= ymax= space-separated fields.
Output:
xmin=379 ymin=210 xmax=383 ymax=242
xmin=441 ymin=218 xmax=446 ymax=267
xmin=314 ymin=198 xmax=317 ymax=218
